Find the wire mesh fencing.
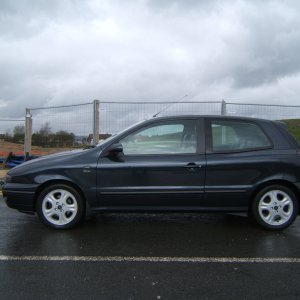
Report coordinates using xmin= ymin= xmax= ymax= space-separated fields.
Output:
xmin=226 ymin=103 xmax=300 ymax=120
xmin=100 ymin=101 xmax=223 ymax=134
xmin=99 ymin=100 xmax=300 ymax=134
xmin=27 ymin=102 xmax=94 ymax=154
xmin=2 ymin=100 xmax=300 ymax=158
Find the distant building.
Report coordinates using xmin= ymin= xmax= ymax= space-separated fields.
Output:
xmin=86 ymin=133 xmax=111 ymax=145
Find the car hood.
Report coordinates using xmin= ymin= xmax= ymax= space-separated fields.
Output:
xmin=7 ymin=148 xmax=99 ymax=176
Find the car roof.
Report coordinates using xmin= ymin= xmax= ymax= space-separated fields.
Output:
xmin=150 ymin=114 xmax=274 ymax=124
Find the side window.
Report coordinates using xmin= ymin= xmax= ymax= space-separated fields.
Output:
xmin=120 ymin=120 xmax=197 ymax=155
xmin=211 ymin=120 xmax=271 ymax=152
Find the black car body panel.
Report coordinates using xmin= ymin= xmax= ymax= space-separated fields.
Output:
xmin=2 ymin=115 xmax=300 ymax=216
xmin=97 ymin=153 xmax=206 ymax=207
xmin=3 ymin=149 xmax=99 ymax=211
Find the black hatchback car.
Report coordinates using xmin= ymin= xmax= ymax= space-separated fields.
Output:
xmin=2 ymin=115 xmax=300 ymax=230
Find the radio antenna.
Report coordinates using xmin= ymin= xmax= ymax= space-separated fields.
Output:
xmin=152 ymin=94 xmax=188 ymax=118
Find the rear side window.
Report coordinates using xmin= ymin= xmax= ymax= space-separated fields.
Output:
xmin=210 ymin=120 xmax=272 ymax=152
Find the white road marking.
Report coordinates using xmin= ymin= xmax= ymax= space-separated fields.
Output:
xmin=0 ymin=255 xmax=299 ymax=263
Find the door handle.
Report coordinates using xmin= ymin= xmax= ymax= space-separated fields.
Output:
xmin=83 ymin=165 xmax=92 ymax=173
xmin=185 ymin=162 xmax=201 ymax=171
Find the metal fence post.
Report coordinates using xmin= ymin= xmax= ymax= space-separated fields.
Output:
xmin=221 ymin=100 xmax=227 ymax=115
xmin=24 ymin=108 xmax=32 ymax=159
xmin=93 ymin=100 xmax=100 ymax=145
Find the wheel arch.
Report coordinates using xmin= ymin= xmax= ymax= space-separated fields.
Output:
xmin=33 ymin=179 xmax=87 ymax=212
xmin=250 ymin=179 xmax=300 ymax=215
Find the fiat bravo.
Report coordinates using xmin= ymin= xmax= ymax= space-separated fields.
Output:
xmin=2 ymin=115 xmax=300 ymax=230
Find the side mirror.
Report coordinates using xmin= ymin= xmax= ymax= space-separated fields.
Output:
xmin=108 ymin=143 xmax=123 ymax=154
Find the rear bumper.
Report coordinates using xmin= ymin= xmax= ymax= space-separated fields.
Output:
xmin=2 ymin=183 xmax=38 ymax=213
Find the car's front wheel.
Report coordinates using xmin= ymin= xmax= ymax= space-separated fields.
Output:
xmin=251 ymin=185 xmax=298 ymax=230
xmin=36 ymin=184 xmax=84 ymax=229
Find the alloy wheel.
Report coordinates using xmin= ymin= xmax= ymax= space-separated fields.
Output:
xmin=258 ymin=190 xmax=293 ymax=226
xmin=42 ymin=189 xmax=78 ymax=226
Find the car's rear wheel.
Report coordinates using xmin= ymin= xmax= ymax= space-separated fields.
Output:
xmin=251 ymin=185 xmax=298 ymax=230
xmin=37 ymin=184 xmax=84 ymax=229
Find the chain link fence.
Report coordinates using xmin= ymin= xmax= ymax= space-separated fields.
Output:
xmin=1 ymin=100 xmax=300 ymax=159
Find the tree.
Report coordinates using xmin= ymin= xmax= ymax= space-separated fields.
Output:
xmin=32 ymin=123 xmax=75 ymax=148
xmin=32 ymin=122 xmax=52 ymax=147
xmin=39 ymin=122 xmax=52 ymax=137
xmin=12 ymin=125 xmax=25 ymax=143
xmin=51 ymin=131 xmax=75 ymax=147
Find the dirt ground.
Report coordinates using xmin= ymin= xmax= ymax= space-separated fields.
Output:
xmin=0 ymin=141 xmax=76 ymax=173
xmin=0 ymin=141 xmax=74 ymax=157
xmin=0 ymin=170 xmax=7 ymax=177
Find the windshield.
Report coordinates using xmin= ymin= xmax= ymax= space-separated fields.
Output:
xmin=96 ymin=120 xmax=146 ymax=147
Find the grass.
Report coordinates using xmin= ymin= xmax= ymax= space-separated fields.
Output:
xmin=281 ymin=119 xmax=300 ymax=144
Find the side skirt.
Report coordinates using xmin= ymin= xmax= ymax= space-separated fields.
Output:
xmin=90 ymin=206 xmax=248 ymax=213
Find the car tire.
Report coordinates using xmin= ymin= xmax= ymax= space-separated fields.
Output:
xmin=36 ymin=184 xmax=84 ymax=229
xmin=251 ymin=185 xmax=298 ymax=230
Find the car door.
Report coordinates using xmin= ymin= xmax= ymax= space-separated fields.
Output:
xmin=97 ymin=117 xmax=206 ymax=207
xmin=204 ymin=117 xmax=276 ymax=208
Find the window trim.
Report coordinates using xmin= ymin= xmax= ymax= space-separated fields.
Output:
xmin=205 ymin=118 xmax=274 ymax=154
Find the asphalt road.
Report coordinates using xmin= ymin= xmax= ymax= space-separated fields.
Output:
xmin=0 ymin=197 xmax=300 ymax=300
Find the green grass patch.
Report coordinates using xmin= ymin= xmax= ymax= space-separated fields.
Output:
xmin=281 ymin=119 xmax=300 ymax=144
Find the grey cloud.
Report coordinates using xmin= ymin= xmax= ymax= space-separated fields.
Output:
xmin=146 ymin=0 xmax=231 ymax=11
xmin=232 ymin=3 xmax=300 ymax=87
xmin=203 ymin=0 xmax=300 ymax=88
xmin=0 ymin=0 xmax=91 ymax=40
xmin=1 ymin=0 xmax=300 ymax=128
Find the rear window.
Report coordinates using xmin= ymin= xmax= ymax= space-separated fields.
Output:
xmin=210 ymin=120 xmax=272 ymax=152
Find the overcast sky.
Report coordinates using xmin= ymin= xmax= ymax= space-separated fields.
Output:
xmin=1 ymin=0 xmax=300 ymax=121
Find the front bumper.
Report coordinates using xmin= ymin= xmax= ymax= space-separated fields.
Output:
xmin=2 ymin=183 xmax=38 ymax=213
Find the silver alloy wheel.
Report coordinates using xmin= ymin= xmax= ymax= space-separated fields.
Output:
xmin=42 ymin=189 xmax=78 ymax=226
xmin=258 ymin=190 xmax=294 ymax=226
